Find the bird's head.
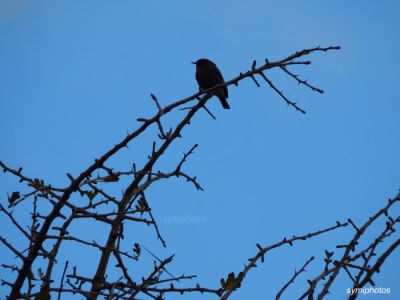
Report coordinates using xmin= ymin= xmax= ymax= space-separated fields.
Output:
xmin=191 ymin=58 xmax=214 ymax=66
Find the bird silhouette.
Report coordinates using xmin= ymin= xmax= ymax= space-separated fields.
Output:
xmin=192 ymin=58 xmax=230 ymax=109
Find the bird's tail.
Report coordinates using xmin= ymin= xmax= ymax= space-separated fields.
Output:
xmin=216 ymin=91 xmax=230 ymax=109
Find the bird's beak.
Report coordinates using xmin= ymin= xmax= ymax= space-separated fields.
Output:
xmin=191 ymin=61 xmax=196 ymax=64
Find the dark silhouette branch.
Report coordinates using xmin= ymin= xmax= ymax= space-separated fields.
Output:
xmin=275 ymin=256 xmax=315 ymax=300
xmin=220 ymin=221 xmax=348 ymax=300
xmin=5 ymin=46 xmax=397 ymax=300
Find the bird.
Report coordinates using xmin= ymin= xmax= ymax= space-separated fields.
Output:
xmin=192 ymin=58 xmax=230 ymax=109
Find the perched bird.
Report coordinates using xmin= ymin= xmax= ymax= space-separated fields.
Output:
xmin=192 ymin=58 xmax=230 ymax=109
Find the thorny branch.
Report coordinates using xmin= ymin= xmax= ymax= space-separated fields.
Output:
xmin=219 ymin=194 xmax=400 ymax=300
xmin=275 ymin=256 xmax=315 ymax=300
xmin=304 ymin=194 xmax=400 ymax=300
xmin=1 ymin=46 xmax=397 ymax=300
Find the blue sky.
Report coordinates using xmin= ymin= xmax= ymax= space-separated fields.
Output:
xmin=1 ymin=1 xmax=399 ymax=299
